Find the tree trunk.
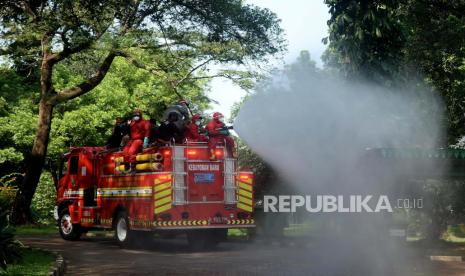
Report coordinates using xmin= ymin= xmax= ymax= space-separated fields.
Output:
xmin=12 ymin=99 xmax=54 ymax=224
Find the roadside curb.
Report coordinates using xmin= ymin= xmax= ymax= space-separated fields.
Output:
xmin=48 ymin=252 xmax=66 ymax=276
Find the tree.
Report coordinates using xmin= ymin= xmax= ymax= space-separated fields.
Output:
xmin=402 ymin=0 xmax=465 ymax=143
xmin=323 ymin=0 xmax=465 ymax=143
xmin=323 ymin=0 xmax=406 ymax=86
xmin=0 ymin=0 xmax=284 ymax=224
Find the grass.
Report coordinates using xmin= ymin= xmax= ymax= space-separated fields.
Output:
xmin=228 ymin=228 xmax=248 ymax=237
xmin=443 ymin=224 xmax=465 ymax=243
xmin=15 ymin=225 xmax=57 ymax=235
xmin=283 ymin=223 xmax=314 ymax=237
xmin=1 ymin=247 xmax=55 ymax=276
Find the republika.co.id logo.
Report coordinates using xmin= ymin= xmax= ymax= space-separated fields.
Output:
xmin=263 ymin=195 xmax=423 ymax=213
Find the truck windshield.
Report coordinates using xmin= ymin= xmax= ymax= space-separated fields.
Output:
xmin=59 ymin=157 xmax=68 ymax=179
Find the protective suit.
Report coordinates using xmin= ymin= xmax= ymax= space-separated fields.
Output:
xmin=123 ymin=109 xmax=150 ymax=162
xmin=185 ymin=114 xmax=208 ymax=142
xmin=206 ymin=112 xmax=236 ymax=159
xmin=161 ymin=100 xmax=190 ymax=132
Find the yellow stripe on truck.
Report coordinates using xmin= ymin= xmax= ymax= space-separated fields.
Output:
xmin=154 ymin=189 xmax=171 ymax=200
xmin=238 ymin=182 xmax=253 ymax=192
xmin=154 ymin=182 xmax=171 ymax=192
xmin=237 ymin=174 xmax=253 ymax=212
xmin=153 ymin=175 xmax=173 ymax=215
xmin=155 ymin=196 xmax=171 ymax=206
xmin=238 ymin=196 xmax=253 ymax=206
xmin=238 ymin=189 xmax=252 ymax=199
xmin=154 ymin=203 xmax=172 ymax=214
xmin=237 ymin=202 xmax=253 ymax=212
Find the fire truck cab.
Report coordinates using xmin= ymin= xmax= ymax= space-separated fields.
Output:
xmin=55 ymin=142 xmax=254 ymax=248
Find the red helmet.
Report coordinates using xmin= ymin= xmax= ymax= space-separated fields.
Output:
xmin=213 ymin=112 xmax=223 ymax=119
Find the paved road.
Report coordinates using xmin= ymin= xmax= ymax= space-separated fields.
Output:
xmin=17 ymin=233 xmax=465 ymax=275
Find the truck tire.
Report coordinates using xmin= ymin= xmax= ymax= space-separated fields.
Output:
xmin=58 ymin=209 xmax=82 ymax=241
xmin=114 ymin=211 xmax=132 ymax=247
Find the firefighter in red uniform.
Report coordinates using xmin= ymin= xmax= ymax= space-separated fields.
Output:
xmin=123 ymin=108 xmax=150 ymax=162
xmin=185 ymin=113 xmax=208 ymax=142
xmin=206 ymin=112 xmax=236 ymax=160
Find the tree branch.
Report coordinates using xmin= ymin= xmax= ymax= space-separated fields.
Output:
xmin=48 ymin=22 xmax=112 ymax=64
xmin=47 ymin=40 xmax=93 ymax=64
xmin=116 ymin=51 xmax=164 ymax=77
xmin=50 ymin=51 xmax=118 ymax=104
xmin=173 ymin=58 xmax=213 ymax=87
xmin=20 ymin=0 xmax=39 ymax=21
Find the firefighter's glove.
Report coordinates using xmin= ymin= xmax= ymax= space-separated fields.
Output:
xmin=143 ymin=137 xmax=149 ymax=148
xmin=226 ymin=125 xmax=234 ymax=130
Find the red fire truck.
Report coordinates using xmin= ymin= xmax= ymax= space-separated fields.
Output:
xmin=54 ymin=142 xmax=254 ymax=248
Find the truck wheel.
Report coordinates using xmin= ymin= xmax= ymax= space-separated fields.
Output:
xmin=58 ymin=209 xmax=82 ymax=241
xmin=114 ymin=212 xmax=132 ymax=247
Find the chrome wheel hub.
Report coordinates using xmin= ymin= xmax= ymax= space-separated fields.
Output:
xmin=60 ymin=214 xmax=72 ymax=235
xmin=117 ymin=218 xmax=127 ymax=241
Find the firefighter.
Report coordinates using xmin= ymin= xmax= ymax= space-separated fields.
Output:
xmin=158 ymin=112 xmax=184 ymax=144
xmin=185 ymin=113 xmax=208 ymax=142
xmin=123 ymin=109 xmax=150 ymax=162
xmin=206 ymin=112 xmax=236 ymax=160
xmin=161 ymin=99 xmax=190 ymax=132
xmin=105 ymin=117 xmax=130 ymax=149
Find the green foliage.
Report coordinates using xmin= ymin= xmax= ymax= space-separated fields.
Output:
xmin=323 ymin=0 xmax=406 ymax=85
xmin=324 ymin=0 xmax=465 ymax=143
xmin=1 ymin=0 xmax=285 ymax=87
xmin=0 ymin=197 xmax=22 ymax=270
xmin=1 ymin=248 xmax=54 ymax=276
xmin=0 ymin=175 xmax=20 ymax=188
xmin=401 ymin=1 xmax=465 ymax=143
xmin=30 ymin=173 xmax=56 ymax=225
xmin=0 ymin=149 xmax=22 ymax=165
xmin=0 ymin=68 xmax=38 ymax=166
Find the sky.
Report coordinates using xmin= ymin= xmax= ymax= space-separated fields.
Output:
xmin=207 ymin=0 xmax=330 ymax=117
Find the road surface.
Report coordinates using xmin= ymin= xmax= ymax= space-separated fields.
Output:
xmin=18 ymin=233 xmax=465 ymax=275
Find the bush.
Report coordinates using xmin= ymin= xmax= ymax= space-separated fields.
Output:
xmin=0 ymin=197 xmax=22 ymax=270
xmin=0 ymin=185 xmax=17 ymax=218
xmin=0 ymin=173 xmax=20 ymax=217
xmin=31 ymin=173 xmax=56 ymax=225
